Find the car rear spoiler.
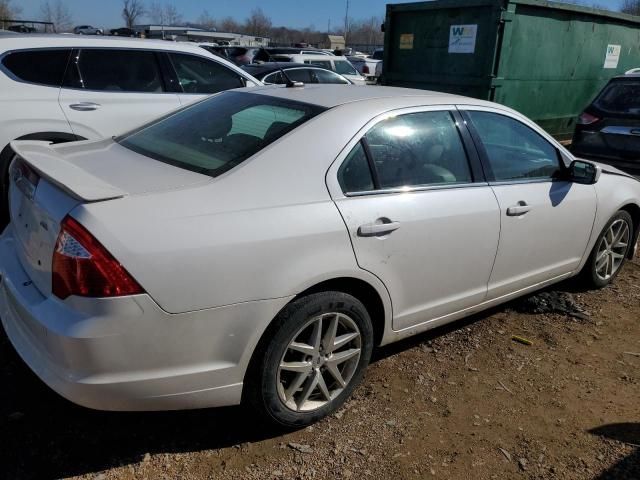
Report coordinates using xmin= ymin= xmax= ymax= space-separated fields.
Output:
xmin=10 ymin=141 xmax=126 ymax=202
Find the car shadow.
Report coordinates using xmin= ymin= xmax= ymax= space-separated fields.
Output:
xmin=0 ymin=328 xmax=282 ymax=479
xmin=589 ymin=423 xmax=640 ymax=479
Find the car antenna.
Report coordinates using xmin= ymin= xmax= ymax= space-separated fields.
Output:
xmin=260 ymin=49 xmax=303 ymax=87
xmin=278 ymin=66 xmax=304 ymax=88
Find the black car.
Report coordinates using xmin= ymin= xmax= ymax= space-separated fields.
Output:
xmin=110 ymin=27 xmax=137 ymax=37
xmin=241 ymin=62 xmax=351 ymax=85
xmin=572 ymin=74 xmax=640 ymax=175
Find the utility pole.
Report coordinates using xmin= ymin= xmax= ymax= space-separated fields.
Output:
xmin=344 ymin=0 xmax=349 ymax=43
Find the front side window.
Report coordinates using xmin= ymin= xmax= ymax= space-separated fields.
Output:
xmin=66 ymin=49 xmax=163 ymax=92
xmin=168 ymin=53 xmax=245 ymax=94
xmin=466 ymin=111 xmax=560 ymax=181
xmin=119 ymin=91 xmax=325 ymax=177
xmin=334 ymin=60 xmax=358 ymax=76
xmin=2 ymin=49 xmax=71 ymax=87
xmin=364 ymin=111 xmax=472 ymax=189
xmin=263 ymin=69 xmax=312 ymax=85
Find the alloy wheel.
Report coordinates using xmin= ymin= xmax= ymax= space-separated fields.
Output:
xmin=595 ymin=219 xmax=630 ymax=281
xmin=277 ymin=312 xmax=362 ymax=412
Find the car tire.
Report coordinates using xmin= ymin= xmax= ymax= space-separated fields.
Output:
xmin=245 ymin=291 xmax=374 ymax=429
xmin=0 ymin=145 xmax=15 ymax=231
xmin=581 ymin=210 xmax=634 ymax=288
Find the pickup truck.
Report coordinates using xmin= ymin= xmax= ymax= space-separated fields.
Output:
xmin=347 ymin=49 xmax=383 ymax=84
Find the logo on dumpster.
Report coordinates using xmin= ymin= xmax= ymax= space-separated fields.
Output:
xmin=449 ymin=24 xmax=478 ymax=54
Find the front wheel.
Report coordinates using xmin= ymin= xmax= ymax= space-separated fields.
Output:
xmin=582 ymin=210 xmax=634 ymax=288
xmin=246 ymin=292 xmax=373 ymax=428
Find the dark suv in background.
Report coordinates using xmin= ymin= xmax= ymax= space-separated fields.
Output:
xmin=571 ymin=73 xmax=640 ymax=175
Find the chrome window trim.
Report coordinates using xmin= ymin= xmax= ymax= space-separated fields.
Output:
xmin=344 ymin=181 xmax=490 ymax=198
xmin=326 ymin=104 xmax=481 ymax=200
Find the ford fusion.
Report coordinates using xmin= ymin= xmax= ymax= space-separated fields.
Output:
xmin=1 ymin=86 xmax=639 ymax=428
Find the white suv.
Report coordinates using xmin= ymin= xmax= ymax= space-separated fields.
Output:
xmin=0 ymin=34 xmax=261 ymax=227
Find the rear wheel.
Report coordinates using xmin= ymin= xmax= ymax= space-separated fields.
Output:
xmin=246 ymin=292 xmax=373 ymax=428
xmin=582 ymin=211 xmax=633 ymax=288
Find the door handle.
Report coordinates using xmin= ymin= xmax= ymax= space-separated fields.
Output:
xmin=358 ymin=219 xmax=401 ymax=237
xmin=69 ymin=102 xmax=101 ymax=111
xmin=506 ymin=201 xmax=531 ymax=216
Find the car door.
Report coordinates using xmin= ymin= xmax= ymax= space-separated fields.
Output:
xmin=58 ymin=48 xmax=181 ymax=140
xmin=327 ymin=107 xmax=501 ymax=331
xmin=166 ymin=52 xmax=249 ymax=105
xmin=461 ymin=107 xmax=598 ymax=300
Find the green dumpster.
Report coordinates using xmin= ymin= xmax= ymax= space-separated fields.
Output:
xmin=382 ymin=0 xmax=640 ymax=139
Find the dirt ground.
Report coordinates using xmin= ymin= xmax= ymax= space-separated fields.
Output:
xmin=1 ymin=253 xmax=638 ymax=480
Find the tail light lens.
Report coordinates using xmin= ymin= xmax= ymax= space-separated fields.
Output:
xmin=578 ymin=112 xmax=600 ymax=125
xmin=362 ymin=65 xmax=370 ymax=74
xmin=52 ymin=216 xmax=143 ymax=299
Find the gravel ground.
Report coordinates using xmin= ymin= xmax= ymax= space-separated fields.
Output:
xmin=1 ymin=253 xmax=638 ymax=480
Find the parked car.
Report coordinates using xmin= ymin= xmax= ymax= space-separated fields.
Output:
xmin=242 ymin=62 xmax=352 ymax=85
xmin=7 ymin=25 xmax=37 ymax=33
xmin=219 ymin=46 xmax=262 ymax=65
xmin=73 ymin=25 xmax=103 ymax=35
xmin=1 ymin=85 xmax=638 ymax=427
xmin=0 ymin=34 xmax=261 ymax=228
xmin=266 ymin=54 xmax=366 ymax=85
xmin=253 ymin=47 xmax=333 ymax=63
xmin=109 ymin=27 xmax=137 ymax=37
xmin=571 ymin=73 xmax=640 ymax=175
xmin=347 ymin=56 xmax=382 ymax=84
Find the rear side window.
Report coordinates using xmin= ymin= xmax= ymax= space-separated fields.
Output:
xmin=334 ymin=60 xmax=358 ymax=76
xmin=65 ymin=49 xmax=164 ymax=92
xmin=311 ymin=69 xmax=350 ymax=84
xmin=594 ymin=80 xmax=640 ymax=114
xmin=304 ymin=59 xmax=332 ymax=70
xmin=2 ymin=49 xmax=71 ymax=87
xmin=169 ymin=53 xmax=244 ymax=94
xmin=365 ymin=111 xmax=472 ymax=189
xmin=119 ymin=91 xmax=325 ymax=177
xmin=338 ymin=142 xmax=374 ymax=192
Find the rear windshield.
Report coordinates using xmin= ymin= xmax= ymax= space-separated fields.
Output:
xmin=118 ymin=91 xmax=325 ymax=177
xmin=594 ymin=79 xmax=640 ymax=115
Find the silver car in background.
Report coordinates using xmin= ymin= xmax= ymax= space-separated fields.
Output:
xmin=1 ymin=86 xmax=639 ymax=428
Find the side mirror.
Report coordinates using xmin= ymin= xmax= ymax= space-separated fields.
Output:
xmin=568 ymin=159 xmax=601 ymax=185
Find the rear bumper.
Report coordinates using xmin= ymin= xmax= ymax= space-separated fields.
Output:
xmin=0 ymin=226 xmax=291 ymax=411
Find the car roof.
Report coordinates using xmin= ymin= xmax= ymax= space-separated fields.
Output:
xmin=245 ymin=84 xmax=492 ymax=109
xmin=0 ymin=34 xmax=215 ymax=55
xmin=242 ymin=62 xmax=321 ymax=74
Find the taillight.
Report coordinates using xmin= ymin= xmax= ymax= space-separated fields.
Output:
xmin=362 ymin=65 xmax=370 ymax=74
xmin=52 ymin=216 xmax=143 ymax=299
xmin=577 ymin=112 xmax=600 ymax=125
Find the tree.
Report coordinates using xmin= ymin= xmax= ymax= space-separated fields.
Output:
xmin=244 ymin=7 xmax=271 ymax=36
xmin=163 ymin=3 xmax=182 ymax=26
xmin=219 ymin=16 xmax=240 ymax=32
xmin=148 ymin=2 xmax=182 ymax=26
xmin=0 ymin=0 xmax=22 ymax=20
xmin=621 ymin=0 xmax=640 ymax=15
xmin=40 ymin=0 xmax=73 ymax=32
xmin=122 ymin=0 xmax=145 ymax=28
xmin=197 ymin=10 xmax=216 ymax=30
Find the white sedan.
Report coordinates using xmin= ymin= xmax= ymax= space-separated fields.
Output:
xmin=1 ymin=86 xmax=638 ymax=427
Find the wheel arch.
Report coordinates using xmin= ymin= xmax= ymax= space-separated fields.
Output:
xmin=620 ymin=202 xmax=640 ymax=259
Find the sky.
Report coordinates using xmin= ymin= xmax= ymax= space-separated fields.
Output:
xmin=16 ymin=0 xmax=630 ymax=30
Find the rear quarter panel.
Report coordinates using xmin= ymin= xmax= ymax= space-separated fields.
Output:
xmin=71 ymin=100 xmax=413 ymax=315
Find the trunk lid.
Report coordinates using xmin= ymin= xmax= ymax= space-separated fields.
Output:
xmin=8 ymin=139 xmax=210 ymax=297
